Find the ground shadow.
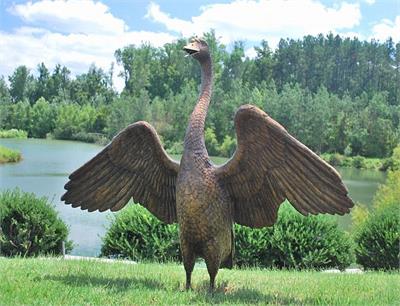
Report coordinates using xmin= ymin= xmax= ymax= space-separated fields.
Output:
xmin=46 ymin=274 xmax=316 ymax=304
xmin=190 ymin=280 xmax=317 ymax=305
xmin=45 ymin=274 xmax=165 ymax=292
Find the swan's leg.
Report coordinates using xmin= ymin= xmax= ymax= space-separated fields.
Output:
xmin=204 ymin=244 xmax=220 ymax=291
xmin=205 ymin=256 xmax=219 ymax=291
xmin=182 ymin=246 xmax=195 ymax=290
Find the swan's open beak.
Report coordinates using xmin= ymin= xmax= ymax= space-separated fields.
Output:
xmin=183 ymin=43 xmax=199 ymax=57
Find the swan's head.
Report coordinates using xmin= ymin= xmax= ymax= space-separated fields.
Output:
xmin=183 ymin=37 xmax=210 ymax=61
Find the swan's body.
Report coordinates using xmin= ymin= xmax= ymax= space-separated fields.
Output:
xmin=62 ymin=38 xmax=353 ymax=290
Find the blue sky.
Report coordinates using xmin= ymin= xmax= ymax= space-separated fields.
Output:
xmin=0 ymin=0 xmax=399 ymax=91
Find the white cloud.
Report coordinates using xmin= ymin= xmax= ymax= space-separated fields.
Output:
xmin=146 ymin=2 xmax=193 ymax=33
xmin=10 ymin=0 xmax=126 ymax=34
xmin=0 ymin=29 xmax=175 ymax=91
xmin=371 ymin=16 xmax=400 ymax=42
xmin=244 ymin=47 xmax=257 ymax=59
xmin=364 ymin=0 xmax=375 ymax=5
xmin=338 ymin=31 xmax=364 ymax=40
xmin=147 ymin=0 xmax=361 ymax=47
xmin=1 ymin=0 xmax=176 ymax=92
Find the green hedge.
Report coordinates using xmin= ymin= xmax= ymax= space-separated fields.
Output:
xmin=101 ymin=204 xmax=181 ymax=262
xmin=101 ymin=202 xmax=353 ymax=270
xmin=0 ymin=189 xmax=72 ymax=257
xmin=354 ymin=205 xmax=399 ymax=270
xmin=235 ymin=204 xmax=354 ymax=270
xmin=353 ymin=170 xmax=400 ymax=270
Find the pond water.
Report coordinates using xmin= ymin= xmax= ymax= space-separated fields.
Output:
xmin=0 ymin=138 xmax=386 ymax=257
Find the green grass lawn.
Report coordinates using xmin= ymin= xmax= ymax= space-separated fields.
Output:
xmin=0 ymin=258 xmax=398 ymax=305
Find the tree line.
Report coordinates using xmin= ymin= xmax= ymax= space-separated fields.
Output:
xmin=0 ymin=32 xmax=399 ymax=158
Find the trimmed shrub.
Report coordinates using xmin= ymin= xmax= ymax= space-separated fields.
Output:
xmin=350 ymin=204 xmax=369 ymax=229
xmin=101 ymin=204 xmax=181 ymax=262
xmin=354 ymin=204 xmax=399 ymax=270
xmin=101 ymin=202 xmax=353 ymax=270
xmin=235 ymin=203 xmax=354 ymax=270
xmin=354 ymin=170 xmax=400 ymax=270
xmin=0 ymin=188 xmax=72 ymax=256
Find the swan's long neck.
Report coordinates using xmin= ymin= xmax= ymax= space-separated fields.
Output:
xmin=184 ymin=55 xmax=212 ymax=154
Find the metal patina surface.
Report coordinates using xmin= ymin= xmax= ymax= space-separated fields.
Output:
xmin=62 ymin=38 xmax=353 ymax=290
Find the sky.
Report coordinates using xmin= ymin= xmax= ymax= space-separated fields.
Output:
xmin=0 ymin=0 xmax=399 ymax=92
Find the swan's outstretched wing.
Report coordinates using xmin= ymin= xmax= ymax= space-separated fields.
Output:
xmin=61 ymin=121 xmax=179 ymax=224
xmin=215 ymin=105 xmax=353 ymax=228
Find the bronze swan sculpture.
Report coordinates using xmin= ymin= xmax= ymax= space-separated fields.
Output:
xmin=62 ymin=38 xmax=353 ymax=290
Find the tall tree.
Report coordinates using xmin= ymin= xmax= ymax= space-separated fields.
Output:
xmin=0 ymin=76 xmax=11 ymax=104
xmin=8 ymin=66 xmax=32 ymax=103
xmin=33 ymin=63 xmax=50 ymax=102
xmin=115 ymin=44 xmax=156 ymax=96
xmin=48 ymin=64 xmax=71 ymax=101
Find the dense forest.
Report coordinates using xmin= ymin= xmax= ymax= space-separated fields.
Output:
xmin=0 ymin=32 xmax=399 ymax=158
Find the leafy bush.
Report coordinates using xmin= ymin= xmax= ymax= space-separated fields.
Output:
xmin=101 ymin=204 xmax=181 ymax=262
xmin=165 ymin=141 xmax=183 ymax=155
xmin=350 ymin=204 xmax=369 ymax=229
xmin=352 ymin=156 xmax=366 ymax=169
xmin=344 ymin=144 xmax=352 ymax=157
xmin=381 ymin=158 xmax=394 ymax=171
xmin=340 ymin=157 xmax=353 ymax=168
xmin=0 ymin=102 xmax=33 ymax=134
xmin=354 ymin=205 xmax=399 ymax=270
xmin=30 ymin=97 xmax=57 ymax=138
xmin=322 ymin=153 xmax=383 ymax=170
xmin=353 ymin=170 xmax=400 ymax=270
xmin=0 ymin=145 xmax=22 ymax=163
xmin=235 ymin=203 xmax=354 ymax=270
xmin=205 ymin=127 xmax=220 ymax=156
xmin=0 ymin=189 xmax=72 ymax=256
xmin=0 ymin=129 xmax=28 ymax=139
xmin=70 ymin=132 xmax=109 ymax=145
xmin=53 ymin=103 xmax=105 ymax=140
xmin=323 ymin=153 xmax=343 ymax=167
xmin=219 ymin=135 xmax=236 ymax=157
xmin=101 ymin=202 xmax=353 ymax=270
xmin=381 ymin=145 xmax=400 ymax=171
xmin=373 ymin=170 xmax=400 ymax=212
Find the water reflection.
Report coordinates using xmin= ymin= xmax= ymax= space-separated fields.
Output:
xmin=0 ymin=138 xmax=386 ymax=256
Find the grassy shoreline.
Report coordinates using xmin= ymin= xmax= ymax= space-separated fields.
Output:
xmin=0 ymin=145 xmax=22 ymax=164
xmin=1 ymin=128 xmax=395 ymax=171
xmin=0 ymin=129 xmax=27 ymax=139
xmin=0 ymin=258 xmax=398 ymax=305
xmin=321 ymin=153 xmax=386 ymax=171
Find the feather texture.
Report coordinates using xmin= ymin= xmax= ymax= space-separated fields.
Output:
xmin=61 ymin=121 xmax=179 ymax=224
xmin=216 ymin=105 xmax=353 ymax=228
